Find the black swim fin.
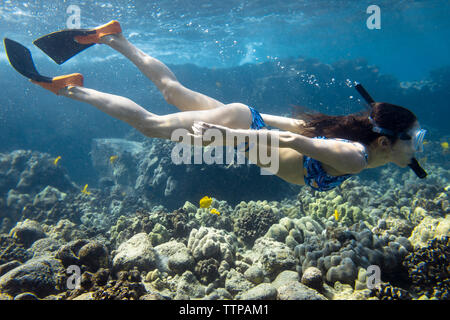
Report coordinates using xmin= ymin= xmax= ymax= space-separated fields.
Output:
xmin=33 ymin=21 xmax=122 ymax=65
xmin=4 ymin=38 xmax=84 ymax=95
xmin=3 ymin=38 xmax=53 ymax=83
xmin=33 ymin=29 xmax=96 ymax=65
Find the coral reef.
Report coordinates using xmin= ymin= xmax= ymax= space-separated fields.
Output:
xmin=294 ymin=220 xmax=412 ymax=286
xmin=403 ymin=236 xmax=449 ymax=299
xmin=0 ymin=234 xmax=31 ymax=265
xmin=187 ymin=227 xmax=237 ymax=285
xmin=0 ymin=256 xmax=65 ymax=298
xmin=112 ymin=233 xmax=158 ymax=273
xmin=408 ymin=215 xmax=450 ymax=249
xmin=233 ymin=200 xmax=282 ymax=246
xmin=78 ymin=269 xmax=147 ymax=300
xmin=0 ymin=136 xmax=449 ymax=300
xmin=249 ymin=237 xmax=297 ymax=280
xmin=369 ymin=282 xmax=412 ymax=300
xmin=301 ymin=266 xmax=324 ymax=291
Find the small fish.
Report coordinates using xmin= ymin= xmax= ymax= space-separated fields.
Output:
xmin=210 ymin=208 xmax=220 ymax=216
xmin=81 ymin=184 xmax=91 ymax=195
xmin=199 ymin=196 xmax=212 ymax=208
xmin=54 ymin=156 xmax=61 ymax=166
xmin=110 ymin=155 xmax=118 ymax=164
xmin=334 ymin=209 xmax=340 ymax=221
xmin=441 ymin=142 xmax=449 ymax=150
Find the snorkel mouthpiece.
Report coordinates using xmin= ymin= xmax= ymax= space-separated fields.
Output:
xmin=409 ymin=158 xmax=427 ymax=179
xmin=354 ymin=83 xmax=427 ymax=179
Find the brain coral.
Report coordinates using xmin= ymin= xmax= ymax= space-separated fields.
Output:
xmin=233 ymin=201 xmax=281 ymax=246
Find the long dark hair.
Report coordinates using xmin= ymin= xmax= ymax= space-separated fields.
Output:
xmin=294 ymin=102 xmax=417 ymax=145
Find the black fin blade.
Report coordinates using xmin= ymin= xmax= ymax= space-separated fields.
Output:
xmin=33 ymin=29 xmax=96 ymax=65
xmin=3 ymin=38 xmax=53 ymax=83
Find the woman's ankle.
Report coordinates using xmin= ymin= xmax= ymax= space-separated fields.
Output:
xmin=99 ymin=33 xmax=126 ymax=46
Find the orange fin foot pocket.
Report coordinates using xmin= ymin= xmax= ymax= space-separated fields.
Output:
xmin=74 ymin=20 xmax=122 ymax=45
xmin=31 ymin=73 xmax=84 ymax=95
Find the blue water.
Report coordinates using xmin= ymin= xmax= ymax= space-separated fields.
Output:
xmin=0 ymin=0 xmax=450 ymax=302
xmin=0 ymin=0 xmax=449 ymax=182
xmin=2 ymin=1 xmax=449 ymax=78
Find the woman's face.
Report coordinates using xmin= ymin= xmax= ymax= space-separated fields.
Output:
xmin=389 ymin=121 xmax=422 ymax=167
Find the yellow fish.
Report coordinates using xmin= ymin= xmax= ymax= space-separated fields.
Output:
xmin=334 ymin=209 xmax=340 ymax=221
xmin=199 ymin=196 xmax=212 ymax=208
xmin=110 ymin=155 xmax=118 ymax=164
xmin=441 ymin=142 xmax=449 ymax=150
xmin=210 ymin=208 xmax=221 ymax=216
xmin=54 ymin=156 xmax=61 ymax=166
xmin=81 ymin=184 xmax=91 ymax=195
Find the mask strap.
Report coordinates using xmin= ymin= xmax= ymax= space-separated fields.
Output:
xmin=368 ymin=116 xmax=411 ymax=140
xmin=368 ymin=116 xmax=396 ymax=136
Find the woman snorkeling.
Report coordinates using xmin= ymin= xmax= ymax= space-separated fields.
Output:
xmin=4 ymin=20 xmax=427 ymax=191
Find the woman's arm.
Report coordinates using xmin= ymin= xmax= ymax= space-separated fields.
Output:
xmin=277 ymin=131 xmax=368 ymax=174
xmin=192 ymin=122 xmax=367 ymax=175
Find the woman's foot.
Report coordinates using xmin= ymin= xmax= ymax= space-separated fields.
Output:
xmin=31 ymin=73 xmax=84 ymax=95
xmin=98 ymin=33 xmax=126 ymax=46
xmin=74 ymin=20 xmax=122 ymax=44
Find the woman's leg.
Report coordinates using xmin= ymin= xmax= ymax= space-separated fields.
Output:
xmin=60 ymin=86 xmax=252 ymax=140
xmin=60 ymin=86 xmax=305 ymax=185
xmin=99 ymin=34 xmax=224 ymax=112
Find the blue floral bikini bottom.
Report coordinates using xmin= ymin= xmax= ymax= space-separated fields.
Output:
xmin=248 ymin=106 xmax=266 ymax=130
xmin=236 ymin=106 xmax=266 ymax=152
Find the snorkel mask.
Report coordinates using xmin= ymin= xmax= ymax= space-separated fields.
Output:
xmin=412 ymin=127 xmax=427 ymax=153
xmin=368 ymin=116 xmax=427 ymax=152
xmin=355 ymin=83 xmax=428 ymax=179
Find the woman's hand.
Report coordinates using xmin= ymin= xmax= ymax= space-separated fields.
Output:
xmin=189 ymin=121 xmax=292 ymax=149
xmin=191 ymin=121 xmax=261 ymax=148
xmin=189 ymin=121 xmax=238 ymax=147
xmin=191 ymin=121 xmax=233 ymax=138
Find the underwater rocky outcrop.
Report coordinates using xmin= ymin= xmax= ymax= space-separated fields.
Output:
xmin=0 ymin=132 xmax=449 ymax=301
xmin=0 ymin=150 xmax=78 ymax=231
xmin=90 ymin=138 xmax=300 ymax=210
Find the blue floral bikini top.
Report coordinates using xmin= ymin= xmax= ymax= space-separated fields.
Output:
xmin=242 ymin=108 xmax=368 ymax=192
xmin=303 ymin=136 xmax=369 ymax=192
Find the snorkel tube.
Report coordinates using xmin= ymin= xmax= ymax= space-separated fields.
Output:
xmin=355 ymin=83 xmax=427 ymax=179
